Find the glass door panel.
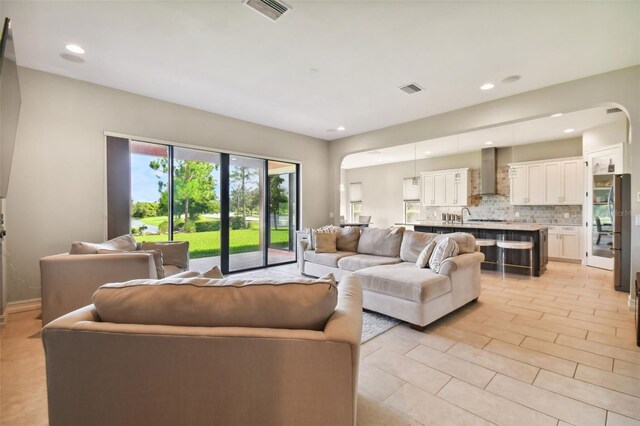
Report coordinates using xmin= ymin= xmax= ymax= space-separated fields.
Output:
xmin=592 ymin=174 xmax=614 ymax=259
xmin=172 ymin=147 xmax=221 ymax=268
xmin=268 ymin=161 xmax=297 ymax=265
xmin=228 ymin=156 xmax=265 ymax=271
xmin=130 ymin=141 xmax=169 ymax=245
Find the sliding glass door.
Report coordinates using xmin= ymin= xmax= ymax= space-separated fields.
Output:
xmin=123 ymin=139 xmax=299 ymax=274
xmin=228 ymin=155 xmax=265 ymax=271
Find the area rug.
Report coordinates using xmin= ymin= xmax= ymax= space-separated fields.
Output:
xmin=227 ymin=269 xmax=401 ymax=343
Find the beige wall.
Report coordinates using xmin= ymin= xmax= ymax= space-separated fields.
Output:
xmin=510 ymin=137 xmax=582 ymax=163
xmin=332 ymin=65 xmax=640 ymax=305
xmin=6 ymin=67 xmax=330 ymax=302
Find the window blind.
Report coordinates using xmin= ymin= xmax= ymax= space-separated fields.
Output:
xmin=349 ymin=182 xmax=362 ymax=202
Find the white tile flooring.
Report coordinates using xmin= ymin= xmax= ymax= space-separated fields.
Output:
xmin=1 ymin=261 xmax=638 ymax=425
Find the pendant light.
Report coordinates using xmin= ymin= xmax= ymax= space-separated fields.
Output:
xmin=411 ymin=143 xmax=420 ymax=185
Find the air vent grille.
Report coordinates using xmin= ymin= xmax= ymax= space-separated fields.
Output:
xmin=243 ymin=0 xmax=290 ymax=21
xmin=606 ymin=107 xmax=623 ymax=114
xmin=399 ymin=83 xmax=423 ymax=94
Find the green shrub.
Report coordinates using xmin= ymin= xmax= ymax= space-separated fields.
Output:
xmin=195 ymin=221 xmax=221 ymax=232
xmin=230 ymin=216 xmax=244 ymax=230
xmin=158 ymin=220 xmax=169 ymax=234
xmin=131 ymin=201 xmax=158 ymax=218
xmin=184 ymin=221 xmax=196 ymax=233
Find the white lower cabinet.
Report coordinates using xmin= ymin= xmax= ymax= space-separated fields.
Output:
xmin=548 ymin=226 xmax=581 ymax=261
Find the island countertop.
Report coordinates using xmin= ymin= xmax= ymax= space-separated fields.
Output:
xmin=395 ymin=221 xmax=549 ymax=232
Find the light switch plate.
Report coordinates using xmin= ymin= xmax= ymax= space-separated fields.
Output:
xmin=636 ymin=214 xmax=640 ymax=227
xmin=329 ymin=212 xmax=334 ymax=218
xmin=515 ymin=211 xmax=520 ymax=218
xmin=564 ymin=213 xmax=570 ymax=219
xmin=637 ymin=191 xmax=640 ymax=202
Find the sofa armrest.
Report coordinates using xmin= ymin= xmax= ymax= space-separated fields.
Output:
xmin=438 ymin=252 xmax=485 ymax=276
xmin=40 ymin=252 xmax=158 ymax=325
xmin=297 ymin=238 xmax=309 ymax=273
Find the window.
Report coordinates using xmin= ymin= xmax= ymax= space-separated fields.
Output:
xmin=402 ymin=177 xmax=421 ymax=223
xmin=349 ymin=182 xmax=363 ymax=222
xmin=108 ymin=137 xmax=299 ymax=274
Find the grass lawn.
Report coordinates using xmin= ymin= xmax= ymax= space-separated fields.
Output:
xmin=137 ymin=216 xmax=168 ymax=226
xmin=137 ymin=228 xmax=290 ymax=258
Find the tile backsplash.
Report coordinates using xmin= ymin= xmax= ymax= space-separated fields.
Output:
xmin=421 ymin=167 xmax=583 ymax=225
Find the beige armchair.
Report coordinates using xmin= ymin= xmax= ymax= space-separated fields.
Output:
xmin=40 ymin=240 xmax=191 ymax=325
xmin=42 ymin=275 xmax=363 ymax=426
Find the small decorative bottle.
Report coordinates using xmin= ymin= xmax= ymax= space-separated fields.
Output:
xmin=607 ymin=159 xmax=615 ymax=173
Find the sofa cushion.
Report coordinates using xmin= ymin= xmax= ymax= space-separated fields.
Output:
xmin=357 ymin=227 xmax=404 ymax=258
xmin=304 ymin=250 xmax=356 ymax=268
xmin=355 ymin=262 xmax=451 ymax=303
xmin=400 ymin=230 xmax=437 ymax=263
xmin=140 ymin=241 xmax=189 ymax=269
xmin=70 ymin=234 xmax=138 ymax=254
xmin=93 ymin=275 xmax=338 ymax=331
xmin=199 ymin=265 xmax=223 ymax=279
xmin=315 ymin=232 xmax=338 ymax=253
xmin=337 ymin=254 xmax=402 ymax=271
xmin=415 ymin=240 xmax=437 ymax=268
xmin=429 ymin=237 xmax=460 ymax=273
xmin=435 ymin=232 xmax=476 ymax=254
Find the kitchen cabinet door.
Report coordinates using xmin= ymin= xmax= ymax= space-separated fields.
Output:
xmin=433 ymin=173 xmax=445 ymax=205
xmin=444 ymin=172 xmax=456 ymax=206
xmin=548 ymin=232 xmax=562 ymax=258
xmin=544 ymin=162 xmax=562 ymax=204
xmin=510 ymin=166 xmax=527 ymax=205
xmin=455 ymin=170 xmax=469 ymax=206
xmin=422 ymin=174 xmax=435 ymax=206
xmin=527 ymin=164 xmax=544 ymax=204
xmin=562 ymin=160 xmax=583 ymax=204
xmin=562 ymin=234 xmax=580 ymax=259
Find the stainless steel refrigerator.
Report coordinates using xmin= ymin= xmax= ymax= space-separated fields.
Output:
xmin=593 ymin=173 xmax=631 ymax=292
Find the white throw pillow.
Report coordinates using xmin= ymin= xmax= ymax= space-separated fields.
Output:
xmin=199 ymin=265 xmax=223 ymax=279
xmin=429 ymin=237 xmax=459 ymax=273
xmin=415 ymin=240 xmax=437 ymax=268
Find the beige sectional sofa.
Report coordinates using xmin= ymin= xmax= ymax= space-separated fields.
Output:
xmin=298 ymin=227 xmax=484 ymax=329
xmin=42 ymin=274 xmax=362 ymax=426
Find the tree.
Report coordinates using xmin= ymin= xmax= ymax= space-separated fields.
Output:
xmin=149 ymin=158 xmax=219 ymax=224
xmin=131 ymin=201 xmax=158 ymax=218
xmin=269 ymin=174 xmax=288 ymax=229
xmin=229 ymin=166 xmax=257 ymax=228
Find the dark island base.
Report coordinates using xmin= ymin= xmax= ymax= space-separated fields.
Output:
xmin=414 ymin=225 xmax=548 ymax=277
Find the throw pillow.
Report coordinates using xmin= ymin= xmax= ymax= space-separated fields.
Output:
xmin=429 ymin=237 xmax=460 ymax=273
xmin=140 ymin=241 xmax=189 ymax=270
xmin=415 ymin=240 xmax=437 ymax=268
xmin=309 ymin=225 xmax=335 ymax=250
xmin=315 ymin=232 xmax=338 ymax=253
xmin=336 ymin=226 xmax=360 ymax=252
xmin=70 ymin=234 xmax=138 ymax=254
xmin=200 ymin=265 xmax=223 ymax=279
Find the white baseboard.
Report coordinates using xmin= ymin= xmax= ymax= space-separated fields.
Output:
xmin=6 ymin=298 xmax=41 ymax=314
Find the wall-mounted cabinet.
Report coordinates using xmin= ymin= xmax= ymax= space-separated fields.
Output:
xmin=421 ymin=168 xmax=469 ymax=207
xmin=548 ymin=226 xmax=581 ymax=261
xmin=509 ymin=157 xmax=583 ymax=205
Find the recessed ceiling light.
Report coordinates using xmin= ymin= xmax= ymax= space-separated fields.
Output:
xmin=424 ymin=151 xmax=431 ymax=155
xmin=551 ymin=113 xmax=563 ymax=118
xmin=480 ymin=83 xmax=495 ymax=91
xmin=563 ymin=128 xmax=575 ymax=134
xmin=501 ymin=75 xmax=521 ymax=84
xmin=485 ymin=141 xmax=493 ymax=145
xmin=337 ymin=126 xmax=346 ymax=131
xmin=231 ymin=157 xmax=238 ymax=161
xmin=65 ymin=44 xmax=85 ymax=54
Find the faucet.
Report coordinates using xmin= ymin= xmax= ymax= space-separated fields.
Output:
xmin=460 ymin=207 xmax=471 ymax=225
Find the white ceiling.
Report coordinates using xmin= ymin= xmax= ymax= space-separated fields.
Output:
xmin=4 ymin=1 xmax=639 ymax=140
xmin=341 ymin=107 xmax=626 ymax=169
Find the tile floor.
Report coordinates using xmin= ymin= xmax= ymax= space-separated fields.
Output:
xmin=1 ymin=262 xmax=639 ymax=425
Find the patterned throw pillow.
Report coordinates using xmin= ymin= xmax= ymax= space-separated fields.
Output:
xmin=415 ymin=240 xmax=437 ymax=268
xmin=428 ymin=237 xmax=459 ymax=273
xmin=315 ymin=232 xmax=338 ymax=253
xmin=309 ymin=225 xmax=335 ymax=250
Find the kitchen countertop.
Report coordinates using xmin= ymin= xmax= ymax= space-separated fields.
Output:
xmin=396 ymin=221 xmax=549 ymax=231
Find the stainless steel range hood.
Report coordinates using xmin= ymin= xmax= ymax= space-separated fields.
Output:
xmin=480 ymin=147 xmax=497 ymax=195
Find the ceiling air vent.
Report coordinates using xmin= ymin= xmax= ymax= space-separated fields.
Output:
xmin=399 ymin=83 xmax=423 ymax=94
xmin=606 ymin=107 xmax=623 ymax=114
xmin=243 ymin=0 xmax=290 ymax=22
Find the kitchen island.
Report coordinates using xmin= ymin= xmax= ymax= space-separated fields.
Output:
xmin=397 ymin=221 xmax=549 ymax=276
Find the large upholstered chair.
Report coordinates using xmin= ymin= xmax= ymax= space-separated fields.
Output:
xmin=40 ymin=235 xmax=190 ymax=325
xmin=42 ymin=274 xmax=363 ymax=426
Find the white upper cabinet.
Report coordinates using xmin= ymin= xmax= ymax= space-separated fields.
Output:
xmin=510 ymin=157 xmax=583 ymax=205
xmin=421 ymin=168 xmax=469 ymax=207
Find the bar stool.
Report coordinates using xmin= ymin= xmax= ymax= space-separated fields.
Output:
xmin=496 ymin=236 xmax=534 ymax=276
xmin=476 ymin=238 xmax=497 ymax=269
